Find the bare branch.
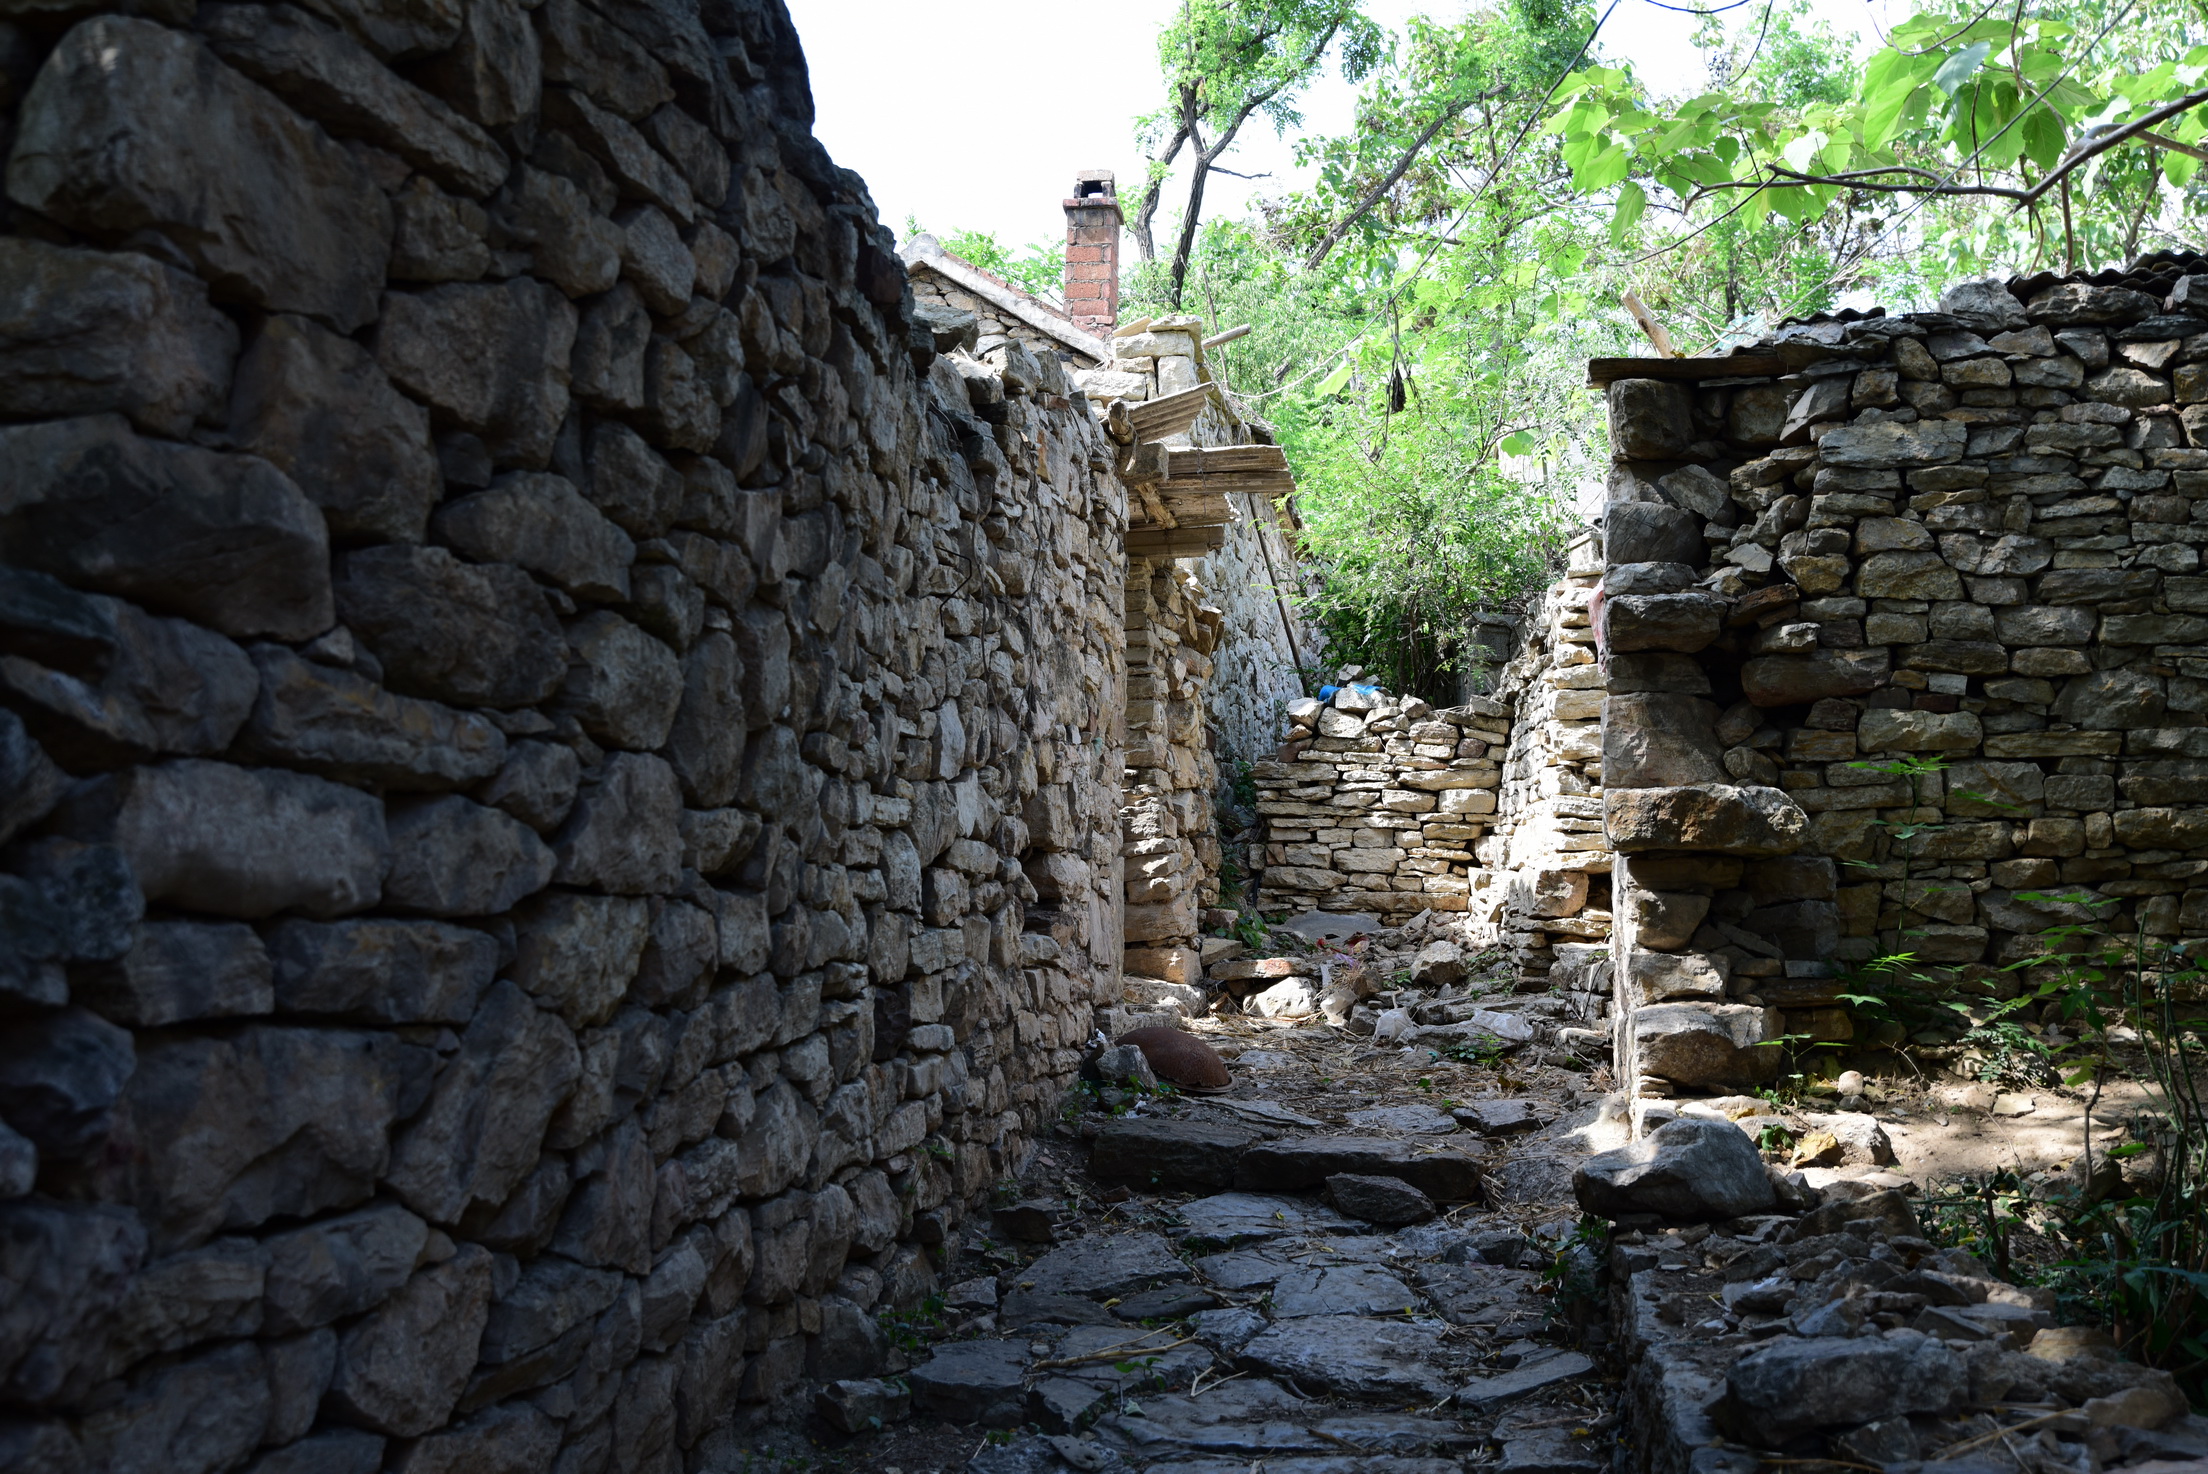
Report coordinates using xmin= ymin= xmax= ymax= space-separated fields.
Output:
xmin=1303 ymin=92 xmax=1488 ymax=271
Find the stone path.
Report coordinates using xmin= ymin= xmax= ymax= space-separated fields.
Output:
xmin=807 ymin=1001 xmax=1625 ymax=1474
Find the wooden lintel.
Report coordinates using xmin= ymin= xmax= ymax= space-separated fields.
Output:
xmin=1156 ymin=489 xmax=1232 ymax=526
xmin=1586 ymin=355 xmax=1786 ymax=386
xmin=1127 ymin=525 xmax=1228 ymax=559
xmin=1161 ymin=469 xmax=1295 ymax=497
xmin=1162 ymin=444 xmax=1288 ymax=477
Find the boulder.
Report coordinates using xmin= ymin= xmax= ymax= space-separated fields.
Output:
xmin=325 ymin=1245 xmax=495 ymax=1437
xmin=1626 ymin=889 xmax=1711 ymax=950
xmin=1020 ymin=1233 xmax=1190 ymax=1299
xmin=1115 ymin=1026 xmax=1231 ymax=1090
xmin=241 ymin=645 xmax=507 ymax=790
xmin=431 ymin=476 xmax=634 ymax=602
xmin=1411 ymin=940 xmax=1466 ymax=987
xmin=556 ymin=613 xmax=682 ymax=751
xmin=908 ymin=1339 xmax=1029 ymax=1427
xmin=1573 ymin=1117 xmax=1776 ymax=1221
xmin=266 ymin=918 xmax=495 ymax=1025
xmin=1626 ymin=949 xmax=1729 ymax=1003
xmin=75 ymin=920 xmax=273 ymax=1027
xmin=1723 ymin=1331 xmax=1964 ymax=1445
xmin=0 ymin=1007 xmax=135 ymax=1158
xmin=381 ymin=794 xmax=555 ymax=916
xmin=1604 ymin=784 xmax=1808 ymax=856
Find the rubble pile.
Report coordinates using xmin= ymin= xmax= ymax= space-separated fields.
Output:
xmin=1588 ymin=1122 xmax=2205 ymax=1474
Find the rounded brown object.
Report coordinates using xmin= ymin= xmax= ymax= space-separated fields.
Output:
xmin=1116 ymin=1026 xmax=1232 ymax=1092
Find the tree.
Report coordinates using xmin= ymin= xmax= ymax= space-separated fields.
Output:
xmin=1134 ymin=0 xmax=1384 ymax=308
xmin=1544 ymin=0 xmax=2208 ymax=313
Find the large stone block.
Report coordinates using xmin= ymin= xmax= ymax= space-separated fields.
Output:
xmin=1857 ymin=550 xmax=1964 ymax=601
xmin=374 ymin=280 xmax=576 ymax=465
xmin=0 ymin=1006 xmax=135 ymax=1158
xmin=262 ymin=1202 xmax=429 ymax=1335
xmin=664 ymin=630 xmax=746 ymax=807
xmin=6 ymin=16 xmax=389 ymax=331
xmin=197 ymin=1 xmax=510 ymax=197
xmin=59 ymin=759 xmax=389 ymax=919
xmin=1601 ymin=592 xmax=1725 ymax=654
xmin=0 ymin=415 xmax=333 ymax=642
xmin=0 ymin=1199 xmax=146 ymax=1404
xmin=116 ymin=1025 xmax=429 ymax=1246
xmin=1 ymin=594 xmax=259 ymax=768
xmin=267 ymin=918 xmax=496 ymax=1024
xmin=552 ymin=751 xmax=682 ymax=894
xmin=334 ymin=544 xmax=566 ymax=709
xmin=382 ymin=794 xmax=556 ymax=916
xmin=1818 ymin=419 xmax=1967 ymax=467
xmin=1603 ymin=502 xmax=1701 ymax=566
xmin=241 ymin=645 xmax=508 ymax=790
xmin=1858 ymin=708 xmax=1983 ymax=752
xmin=1740 ymin=648 xmax=1889 ymax=706
xmin=1630 ymin=1002 xmax=1784 ymax=1088
xmin=326 ymin=1244 xmax=494 ymax=1437
xmin=1574 ymin=1116 xmax=1775 ymax=1220
xmin=432 ymin=474 xmax=634 ymax=602
xmin=1604 ymin=784 xmax=1808 ymax=856
xmin=1607 ymin=379 xmax=1691 ymax=459
xmin=557 ymin=613 xmax=682 ymax=750
xmin=510 ymin=889 xmax=652 ymax=1026
xmin=386 ymin=979 xmax=581 ymax=1224
xmin=1602 ymin=692 xmax=1724 ymax=788
xmin=229 ymin=314 xmax=440 ymax=543
xmin=0 ymin=238 xmax=236 ymax=437
xmin=77 ymin=920 xmax=273 ymax=1027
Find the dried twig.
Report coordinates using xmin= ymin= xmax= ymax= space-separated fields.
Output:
xmin=1028 ymin=1335 xmax=1194 ymax=1371
xmin=1931 ymin=1409 xmax=2069 ymax=1459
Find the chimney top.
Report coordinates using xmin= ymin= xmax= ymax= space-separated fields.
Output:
xmin=1064 ymin=170 xmax=1122 ymax=338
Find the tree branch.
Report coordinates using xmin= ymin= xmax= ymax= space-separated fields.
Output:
xmin=1132 ymin=119 xmax=1190 ymax=263
xmin=1303 ymin=92 xmax=1488 ymax=271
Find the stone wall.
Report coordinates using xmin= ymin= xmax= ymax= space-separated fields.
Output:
xmin=1247 ymin=685 xmax=1508 ymax=919
xmin=1595 ymin=260 xmax=2208 ymax=1102
xmin=1119 ymin=559 xmax=1222 ymax=990
xmin=1471 ymin=545 xmax=1617 ymax=1017
xmin=0 ymin=3 xmax=1135 ymax=1468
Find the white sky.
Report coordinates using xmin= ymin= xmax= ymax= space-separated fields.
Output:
xmin=787 ymin=0 xmax=1913 ymax=255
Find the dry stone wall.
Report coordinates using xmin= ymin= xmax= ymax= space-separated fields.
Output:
xmin=1247 ymin=686 xmax=1508 ymax=919
xmin=0 ymin=3 xmax=1133 ymax=1469
xmin=1596 ymin=261 xmax=2208 ymax=1102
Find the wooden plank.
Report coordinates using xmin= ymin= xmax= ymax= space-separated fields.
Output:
xmin=1125 ymin=384 xmax=1212 ymax=439
xmin=1163 ymin=444 xmax=1288 ymax=477
xmin=1156 ymin=489 xmax=1233 ymax=526
xmin=1161 ymin=469 xmax=1296 ymax=497
xmin=1586 ymin=355 xmax=1786 ymax=386
xmin=1127 ymin=525 xmax=1228 ymax=558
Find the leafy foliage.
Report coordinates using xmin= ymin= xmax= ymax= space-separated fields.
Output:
xmin=908 ymin=219 xmax=1067 ymax=304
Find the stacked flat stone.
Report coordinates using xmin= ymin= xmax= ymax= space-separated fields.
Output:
xmin=1597 ymin=268 xmax=2208 ymax=1098
xmin=0 ymin=3 xmax=1139 ymax=1466
xmin=1249 ymin=685 xmax=1508 ymax=917
xmin=1469 ymin=549 xmax=1619 ymax=1009
xmin=1120 ymin=562 xmax=1224 ymax=985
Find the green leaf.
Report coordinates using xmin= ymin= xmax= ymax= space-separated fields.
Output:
xmin=1313 ymin=358 xmax=1354 ymax=397
xmin=1500 ymin=429 xmax=1537 ymax=456
xmin=1935 ymin=41 xmax=1993 ymax=98
xmin=1577 ymin=141 xmax=1632 ymax=191
xmin=1861 ymin=50 xmax=1941 ymax=149
xmin=1609 ymin=180 xmax=1646 ymax=246
xmin=2021 ymin=105 xmax=2068 ymax=170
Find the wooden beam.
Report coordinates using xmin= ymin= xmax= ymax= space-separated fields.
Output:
xmin=1157 ymin=489 xmax=1232 ymax=526
xmin=1161 ymin=469 xmax=1295 ymax=497
xmin=1586 ymin=355 xmax=1786 ymax=386
xmin=1163 ymin=444 xmax=1288 ymax=477
xmin=1125 ymin=384 xmax=1213 ymax=440
xmin=1127 ymin=525 xmax=1227 ymax=558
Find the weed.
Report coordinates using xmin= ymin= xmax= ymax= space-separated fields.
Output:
xmin=877 ymin=1294 xmax=946 ymax=1353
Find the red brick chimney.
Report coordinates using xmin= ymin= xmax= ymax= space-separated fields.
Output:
xmin=1064 ymin=170 xmax=1121 ymax=337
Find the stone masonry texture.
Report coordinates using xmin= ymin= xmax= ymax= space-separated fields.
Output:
xmin=1596 ymin=266 xmax=2208 ymax=1098
xmin=0 ymin=3 xmax=1146 ymax=1468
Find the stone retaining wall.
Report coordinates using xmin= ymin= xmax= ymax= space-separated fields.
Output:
xmin=0 ymin=3 xmax=1134 ymax=1467
xmin=1597 ymin=263 xmax=2208 ymax=1100
xmin=1248 ymin=687 xmax=1508 ymax=918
